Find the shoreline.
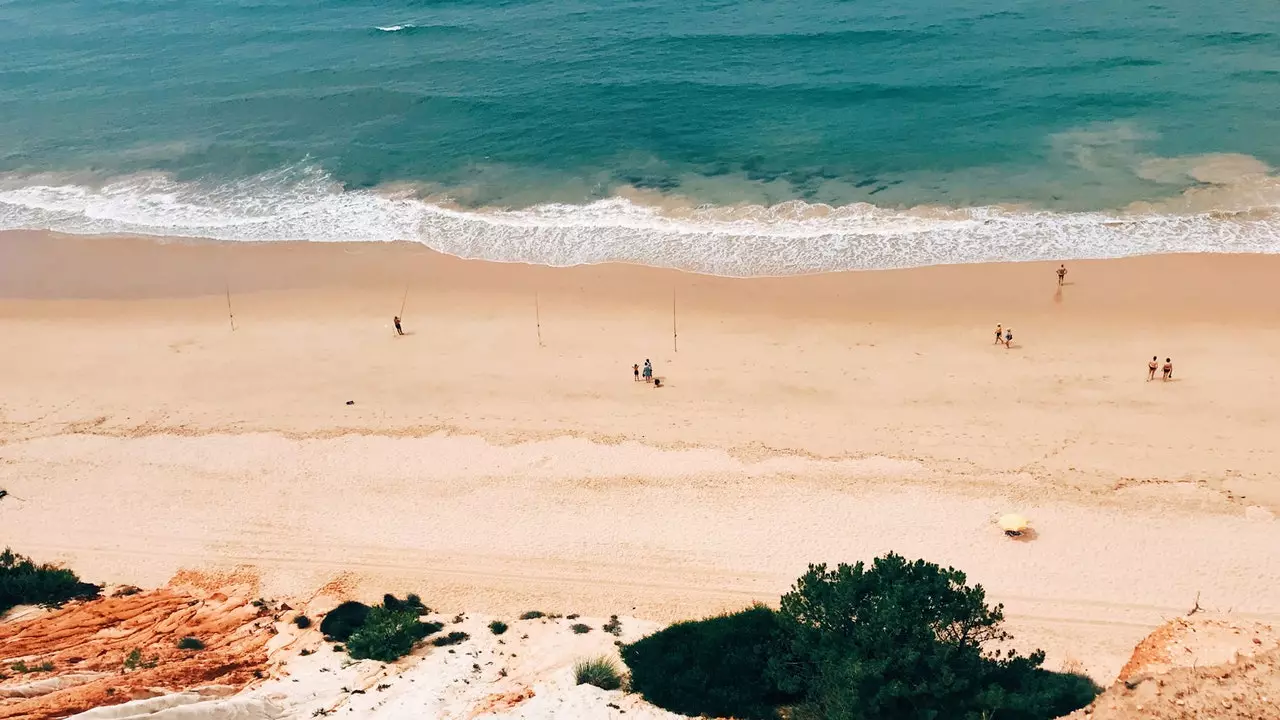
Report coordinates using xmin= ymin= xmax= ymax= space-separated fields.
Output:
xmin=2 ymin=230 xmax=1279 ymax=683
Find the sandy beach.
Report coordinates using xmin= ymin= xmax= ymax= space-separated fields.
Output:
xmin=3 ymin=230 xmax=1279 ymax=684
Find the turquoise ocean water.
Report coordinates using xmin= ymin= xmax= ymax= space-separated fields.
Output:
xmin=1 ymin=0 xmax=1278 ymax=274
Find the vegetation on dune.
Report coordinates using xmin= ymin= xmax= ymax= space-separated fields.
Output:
xmin=0 ymin=547 xmax=102 ymax=615
xmin=621 ymin=553 xmax=1100 ymax=720
xmin=430 ymin=631 xmax=469 ymax=647
xmin=294 ymin=614 xmax=312 ymax=629
xmin=489 ymin=620 xmax=509 ymax=635
xmin=623 ymin=604 xmax=795 ymax=719
xmin=346 ymin=606 xmax=438 ymax=662
xmin=177 ymin=636 xmax=205 ymax=651
xmin=519 ymin=610 xmax=545 ymax=620
xmin=574 ymin=656 xmax=623 ymax=691
xmin=772 ymin=553 xmax=1099 ymax=720
xmin=320 ymin=601 xmax=372 ymax=642
xmin=571 ymin=623 xmax=592 ymax=634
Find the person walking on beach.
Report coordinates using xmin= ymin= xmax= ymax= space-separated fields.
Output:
xmin=633 ymin=363 xmax=640 ymax=382
xmin=1148 ymin=356 xmax=1159 ymax=381
xmin=1162 ymin=358 xmax=1173 ymax=381
xmin=1057 ymin=264 xmax=1068 ymax=286
xmin=994 ymin=324 xmax=1003 ymax=345
xmin=393 ymin=316 xmax=405 ymax=336
xmin=1004 ymin=327 xmax=1013 ymax=348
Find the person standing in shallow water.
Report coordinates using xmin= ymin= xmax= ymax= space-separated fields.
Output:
xmin=1057 ymin=264 xmax=1067 ymax=286
xmin=1148 ymin=356 xmax=1159 ymax=381
xmin=393 ymin=316 xmax=404 ymax=336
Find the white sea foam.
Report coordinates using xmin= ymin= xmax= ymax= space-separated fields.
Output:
xmin=1 ymin=165 xmax=1279 ymax=277
xmin=375 ymin=24 xmax=412 ymax=32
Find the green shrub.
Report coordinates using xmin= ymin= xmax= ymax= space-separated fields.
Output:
xmin=431 ymin=631 xmax=469 ymax=647
xmin=574 ymin=656 xmax=623 ymax=691
xmin=345 ymin=606 xmax=436 ymax=662
xmin=10 ymin=660 xmax=54 ymax=674
xmin=122 ymin=648 xmax=157 ymax=671
xmin=571 ymin=623 xmax=591 ymax=634
xmin=177 ymin=636 xmax=205 ymax=651
xmin=489 ymin=621 xmax=508 ymax=635
xmin=623 ymin=604 xmax=792 ymax=719
xmin=771 ymin=553 xmax=1099 ymax=720
xmin=294 ymin=615 xmax=312 ymax=629
xmin=0 ymin=548 xmax=101 ymax=615
xmin=519 ymin=610 xmax=544 ymax=620
xmin=320 ymin=601 xmax=371 ymax=642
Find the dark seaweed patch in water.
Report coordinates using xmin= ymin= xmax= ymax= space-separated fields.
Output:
xmin=618 ymin=173 xmax=681 ymax=192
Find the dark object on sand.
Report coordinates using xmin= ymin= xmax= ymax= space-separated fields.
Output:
xmin=320 ymin=601 xmax=371 ymax=642
xmin=653 ymin=378 xmax=662 ymax=388
xmin=345 ymin=400 xmax=355 ymax=406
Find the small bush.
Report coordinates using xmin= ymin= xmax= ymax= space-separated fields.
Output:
xmin=177 ymin=636 xmax=205 ymax=651
xmin=112 ymin=585 xmax=142 ymax=598
xmin=382 ymin=594 xmax=428 ymax=614
xmin=431 ymin=631 xmax=469 ymax=647
xmin=519 ymin=610 xmax=544 ymax=620
xmin=10 ymin=660 xmax=54 ymax=674
xmin=0 ymin=548 xmax=102 ymax=615
xmin=571 ymin=623 xmax=591 ymax=634
xmin=320 ymin=601 xmax=370 ymax=642
xmin=122 ymin=648 xmax=157 ymax=671
xmin=345 ymin=606 xmax=435 ymax=662
xmin=623 ymin=604 xmax=790 ymax=719
xmin=294 ymin=615 xmax=312 ymax=629
xmin=566 ymin=613 xmax=580 ymax=620
xmin=603 ymin=615 xmax=622 ymax=636
xmin=489 ymin=621 xmax=508 ymax=635
xmin=574 ymin=656 xmax=623 ymax=691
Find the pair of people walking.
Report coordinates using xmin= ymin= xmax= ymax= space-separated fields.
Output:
xmin=1147 ymin=356 xmax=1174 ymax=381
xmin=993 ymin=324 xmax=1013 ymax=348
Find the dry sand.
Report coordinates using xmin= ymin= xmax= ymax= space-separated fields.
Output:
xmin=2 ymin=231 xmax=1280 ymax=683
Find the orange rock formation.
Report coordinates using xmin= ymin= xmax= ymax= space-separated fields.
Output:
xmin=0 ymin=587 xmax=275 ymax=720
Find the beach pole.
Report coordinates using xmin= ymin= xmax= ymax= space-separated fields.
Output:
xmin=224 ymin=279 xmax=236 ymax=331
xmin=672 ymin=288 xmax=678 ymax=353
xmin=535 ymin=292 xmax=543 ymax=347
xmin=399 ymin=282 xmax=410 ymax=319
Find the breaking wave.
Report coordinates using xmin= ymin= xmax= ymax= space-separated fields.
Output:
xmin=2 ymin=164 xmax=1279 ymax=277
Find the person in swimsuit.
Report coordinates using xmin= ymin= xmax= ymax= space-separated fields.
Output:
xmin=393 ymin=316 xmax=404 ymax=336
xmin=1004 ymin=328 xmax=1013 ymax=348
xmin=994 ymin=324 xmax=1003 ymax=344
xmin=1148 ymin=356 xmax=1159 ymax=381
xmin=643 ymin=359 xmax=653 ymax=382
xmin=633 ymin=363 xmax=640 ymax=382
xmin=1162 ymin=358 xmax=1173 ymax=381
xmin=1057 ymin=265 xmax=1067 ymax=286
